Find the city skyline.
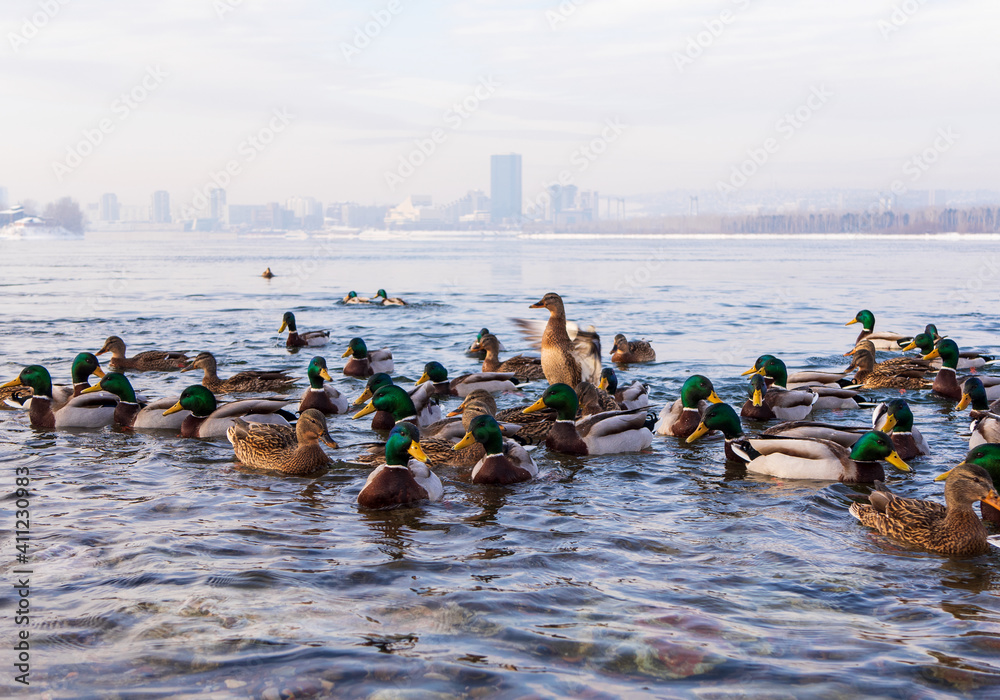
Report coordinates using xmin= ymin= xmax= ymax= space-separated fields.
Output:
xmin=4 ymin=2 xmax=1000 ymax=209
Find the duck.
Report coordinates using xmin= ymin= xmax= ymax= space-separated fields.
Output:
xmin=523 ymin=383 xmax=652 ymax=456
xmin=81 ymin=372 xmax=190 ymax=430
xmin=479 ymin=334 xmax=545 ymax=382
xmin=454 ymin=415 xmax=538 ymax=484
xmin=49 ymin=352 xmax=107 ymax=410
xmin=351 ymin=373 xmax=396 ymax=430
xmin=493 ymin=399 xmax=557 ymax=447
xmin=740 ymin=374 xmax=778 ymax=421
xmin=845 ymin=310 xmax=910 ymax=351
xmin=261 ymin=267 xmax=274 ymax=279
xmin=227 ymin=408 xmax=337 ymax=476
xmin=162 ymin=385 xmax=293 ymax=438
xmin=761 ymin=398 xmax=929 ymax=461
xmin=353 ymin=384 xmax=439 ymax=429
xmin=956 ymin=377 xmax=1000 ymax=448
xmin=743 ymin=354 xmax=851 ymax=389
xmin=466 ymin=327 xmax=496 ymax=356
xmin=182 ymin=351 xmax=295 ymax=394
xmin=844 ymin=342 xmax=931 ymax=390
xmin=598 ymin=368 xmax=649 ymax=410
xmin=902 ymin=331 xmax=993 ymax=370
xmin=341 ymin=337 xmax=394 ymax=377
xmin=685 ymin=402 xmax=751 ymax=462
xmin=851 ymin=462 xmax=1000 ymax=556
xmin=923 ymin=339 xmax=1000 ymax=401
xmin=415 ymin=361 xmax=518 ymax=397
xmin=742 ymin=360 xmax=818 ymax=421
xmin=342 ymin=291 xmax=369 ymax=304
xmin=357 ymin=424 xmax=442 ymax=508
xmin=960 ymin=444 xmax=1000 ymax=525
xmin=372 ymin=289 xmax=406 ymax=306
xmin=279 ymin=311 xmax=330 ymax=348
xmin=576 ymin=381 xmax=621 ymax=416
xmin=96 ymin=335 xmax=189 ymax=372
xmin=298 ymin=356 xmax=349 ymax=415
xmin=2 ymin=365 xmax=117 ymax=429
xmin=731 ymin=430 xmax=910 ymax=483
xmin=610 ymin=334 xmax=656 ymax=364
xmin=515 ymin=292 xmax=601 ymax=386
xmin=655 ymin=374 xmax=723 ymax=438
xmin=753 ymin=356 xmax=860 ymax=412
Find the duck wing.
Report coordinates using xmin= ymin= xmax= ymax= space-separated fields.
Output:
xmin=575 ymin=406 xmax=647 ymax=439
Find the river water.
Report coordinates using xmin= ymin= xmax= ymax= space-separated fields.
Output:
xmin=1 ymin=230 xmax=999 ymax=699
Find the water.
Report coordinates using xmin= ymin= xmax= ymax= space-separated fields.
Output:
xmin=1 ymin=230 xmax=999 ymax=699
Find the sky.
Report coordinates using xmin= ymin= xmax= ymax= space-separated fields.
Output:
xmin=3 ymin=0 xmax=999 ymax=211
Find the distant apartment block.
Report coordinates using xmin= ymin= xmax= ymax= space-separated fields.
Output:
xmin=100 ymin=193 xmax=120 ymax=222
xmin=0 ymin=186 xmax=8 ymax=210
xmin=490 ymin=154 xmax=522 ymax=223
xmin=151 ymin=190 xmax=171 ymax=223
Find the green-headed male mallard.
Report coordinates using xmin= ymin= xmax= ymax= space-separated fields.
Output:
xmin=96 ymin=335 xmax=189 ymax=372
xmin=467 ymin=327 xmax=494 ymax=356
xmin=923 ymin=339 xmax=1000 ymax=401
xmin=82 ymin=372 xmax=189 ymax=430
xmin=685 ymin=402 xmax=749 ymax=462
xmin=610 ymin=334 xmax=655 ymax=364
xmin=298 ymin=356 xmax=349 ymax=415
xmin=415 ymin=360 xmax=517 ymax=397
xmin=358 ymin=423 xmax=442 ymax=508
xmin=845 ymin=310 xmax=910 ymax=351
xmin=353 ymin=384 xmax=441 ymax=429
xmin=3 ymin=365 xmax=117 ymax=429
xmin=902 ymin=331 xmax=993 ymax=370
xmin=454 ymin=415 xmax=538 ymax=484
xmin=48 ymin=352 xmax=107 ymax=410
xmin=655 ymin=374 xmax=722 ymax=438
xmin=279 ymin=311 xmax=330 ymax=349
xmin=341 ymin=337 xmax=393 ymax=377
xmin=182 ymin=351 xmax=295 ymax=394
xmin=163 ymin=385 xmax=292 ymax=438
xmin=751 ymin=356 xmax=859 ymax=412
xmin=851 ymin=461 xmax=1000 ymax=556
xmin=372 ymin=289 xmax=406 ymax=306
xmin=228 ymin=408 xmax=336 ymax=476
xmin=342 ymin=291 xmax=369 ymax=304
xmin=517 ymin=292 xmax=601 ymax=386
xmin=599 ymin=368 xmax=649 ymax=410
xmin=957 ymin=377 xmax=1000 ymax=449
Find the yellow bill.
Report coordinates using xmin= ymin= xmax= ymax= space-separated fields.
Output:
xmin=352 ymin=388 xmax=373 ymax=406
xmin=707 ymin=391 xmax=723 ymax=404
xmin=900 ymin=340 xmax=917 ymax=351
xmin=752 ymin=388 xmax=763 ymax=407
xmin=956 ymin=393 xmax=971 ymax=410
xmin=885 ymin=451 xmax=910 ymax=472
xmin=93 ymin=366 xmax=106 ymax=378
xmin=353 ymin=401 xmax=377 ymax=419
xmin=80 ymin=383 xmax=104 ymax=394
xmin=685 ymin=422 xmax=711 ymax=444
xmin=922 ymin=348 xmax=941 ymax=360
xmin=163 ymin=401 xmax=185 ymax=416
xmin=880 ymin=414 xmax=898 ymax=434
xmin=934 ymin=468 xmax=953 ymax=482
xmin=278 ymin=320 xmax=288 ymax=333
xmin=522 ymin=397 xmax=547 ymax=414
xmin=341 ymin=348 xmax=353 ymax=358
xmin=845 ymin=318 xmax=859 ymax=326
xmin=319 ymin=368 xmax=333 ymax=382
xmin=454 ymin=432 xmax=476 ymax=450
xmin=408 ymin=441 xmax=429 ymax=462
xmin=1 ymin=377 xmax=22 ymax=388
xmin=415 ymin=372 xmax=430 ymax=386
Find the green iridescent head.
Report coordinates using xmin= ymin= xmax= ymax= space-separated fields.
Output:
xmin=757 ymin=357 xmax=788 ymax=388
xmin=417 ymin=361 xmax=448 ymax=385
xmin=847 ymin=310 xmax=876 ymax=331
xmin=680 ymin=375 xmax=722 ymax=408
xmin=354 ymin=385 xmax=416 ymax=422
xmin=958 ymin=377 xmax=990 ymax=411
xmin=923 ymin=338 xmax=959 ymax=369
xmin=903 ymin=332 xmax=935 ymax=355
xmin=747 ymin=374 xmax=768 ymax=406
xmin=961 ymin=444 xmax=1000 ymax=483
xmin=523 ymin=383 xmax=578 ymax=421
xmin=71 ymin=352 xmax=105 ymax=385
xmin=687 ymin=402 xmax=744 ymax=443
xmin=346 ymin=291 xmax=359 ymax=300
xmin=384 ymin=423 xmax=427 ymax=466
xmin=598 ymin=368 xmax=619 ymax=395
xmin=279 ymin=311 xmax=297 ymax=333
xmin=307 ymin=356 xmax=332 ymax=389
xmin=375 ymin=289 xmax=389 ymax=300
xmin=343 ymin=337 xmax=369 ymax=359
xmin=924 ymin=324 xmax=942 ymax=340
xmin=87 ymin=372 xmax=138 ymax=403
xmin=169 ymin=385 xmax=218 ymax=417
xmin=456 ymin=414 xmax=505 ymax=454
xmin=880 ymin=398 xmax=914 ymax=432
xmin=849 ymin=431 xmax=909 ymax=471
xmin=2 ymin=365 xmax=53 ymax=398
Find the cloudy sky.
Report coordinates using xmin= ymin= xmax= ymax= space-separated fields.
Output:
xmin=3 ymin=0 xmax=998 ymax=210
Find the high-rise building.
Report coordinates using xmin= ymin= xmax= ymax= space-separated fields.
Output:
xmin=0 ymin=186 xmax=8 ymax=210
xmin=100 ymin=193 xmax=120 ymax=222
xmin=151 ymin=191 xmax=171 ymax=223
xmin=490 ymin=154 xmax=522 ymax=224
xmin=209 ymin=188 xmax=227 ymax=225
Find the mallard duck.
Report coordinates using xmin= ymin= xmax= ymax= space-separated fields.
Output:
xmin=341 ymin=337 xmax=393 ymax=377
xmin=923 ymin=339 xmax=1000 ymax=401
xmin=744 ymin=354 xmax=851 ymax=389
xmin=762 ymin=399 xmax=929 ymax=461
xmin=342 ymin=291 xmax=369 ymax=304
xmin=351 ymin=373 xmax=396 ymax=430
xmin=685 ymin=402 xmax=749 ymax=462
xmin=279 ymin=311 xmax=329 ymax=348
xmin=576 ymin=381 xmax=621 ymax=416
xmin=2 ymin=365 xmax=117 ymax=429
xmin=851 ymin=462 xmax=1000 ymax=556
xmin=523 ymin=383 xmax=652 ymax=455
xmin=96 ymin=335 xmax=189 ymax=372
xmin=479 ymin=334 xmax=545 ymax=382
xmin=731 ymin=430 xmax=909 ymax=483
xmin=47 ymin=352 xmax=107 ymax=410
xmin=227 ymin=408 xmax=336 ymax=476
xmin=353 ymin=384 xmax=440 ymax=429
xmin=957 ymin=377 xmax=1000 ymax=448
xmin=81 ymin=372 xmax=190 ymax=430
xmin=961 ymin=444 xmax=1000 ymax=525
xmin=753 ymin=356 xmax=860 ymax=411
xmin=182 ymin=351 xmax=295 ymax=394
xmin=415 ymin=361 xmax=518 ymax=397
xmin=358 ymin=424 xmax=442 ymax=508
xmin=262 ymin=267 xmax=274 ymax=279
xmin=599 ymin=368 xmax=649 ymax=410
xmin=467 ymin=327 xmax=495 ymax=356
xmin=163 ymin=385 xmax=292 ymax=438
xmin=516 ymin=292 xmax=601 ymax=386
xmin=372 ymin=289 xmax=406 ymax=306
xmin=352 ymin=374 xmax=441 ymax=428
xmin=902 ymin=331 xmax=993 ymax=370
xmin=844 ymin=341 xmax=932 ymax=391
xmin=610 ymin=334 xmax=655 ymax=364
xmin=741 ymin=374 xmax=778 ymax=421
xmin=455 ymin=415 xmax=538 ymax=484
xmin=845 ymin=310 xmax=910 ymax=351
xmin=655 ymin=374 xmax=723 ymax=438
xmin=298 ymin=356 xmax=349 ymax=415
xmin=742 ymin=361 xmax=818 ymax=421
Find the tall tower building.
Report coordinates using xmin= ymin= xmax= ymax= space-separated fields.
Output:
xmin=0 ymin=186 xmax=8 ymax=210
xmin=209 ymin=188 xmax=227 ymax=225
xmin=100 ymin=193 xmax=120 ymax=222
xmin=490 ymin=154 xmax=522 ymax=224
xmin=151 ymin=190 xmax=171 ymax=223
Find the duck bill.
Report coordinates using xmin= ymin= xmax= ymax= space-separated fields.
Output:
xmin=934 ymin=468 xmax=954 ymax=482
xmin=93 ymin=366 xmax=106 ymax=379
xmin=685 ymin=423 xmax=711 ymax=444
xmin=885 ymin=451 xmax=911 ymax=472
xmin=162 ymin=401 xmax=185 ymax=416
xmin=180 ymin=364 xmax=194 ymax=373
xmin=319 ymin=368 xmax=333 ymax=382
xmin=352 ymin=388 xmax=373 ymax=406
xmin=322 ymin=432 xmax=338 ymax=449
xmin=454 ymin=432 xmax=476 ymax=450
xmin=922 ymin=348 xmax=941 ymax=360
xmin=881 ymin=414 xmax=898 ymax=433
xmin=707 ymin=391 xmax=723 ymax=404
xmin=341 ymin=348 xmax=353 ymax=358
xmin=1 ymin=377 xmax=22 ymax=388
xmin=980 ymin=489 xmax=1000 ymax=511
xmin=956 ymin=393 xmax=971 ymax=410
xmin=598 ymin=376 xmax=608 ymax=391
xmin=740 ymin=366 xmax=759 ymax=376
xmin=278 ymin=320 xmax=288 ymax=333
xmin=408 ymin=442 xmax=429 ymax=462
xmin=522 ymin=397 xmax=548 ymax=414
xmin=900 ymin=340 xmax=918 ymax=352
xmin=415 ymin=372 xmax=430 ymax=386
xmin=353 ymin=401 xmax=377 ymax=419
xmin=529 ymin=299 xmax=545 ymax=308
xmin=845 ymin=319 xmax=859 ymax=326
xmin=752 ymin=388 xmax=764 ymax=407
xmin=80 ymin=383 xmax=104 ymax=394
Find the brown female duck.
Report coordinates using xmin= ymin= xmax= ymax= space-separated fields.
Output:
xmin=227 ymin=409 xmax=336 ymax=476
xmin=479 ymin=334 xmax=545 ymax=382
xmin=516 ymin=292 xmax=601 ymax=386
xmin=96 ymin=335 xmax=189 ymax=372
xmin=610 ymin=334 xmax=656 ymax=364
xmin=183 ymin=351 xmax=295 ymax=394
